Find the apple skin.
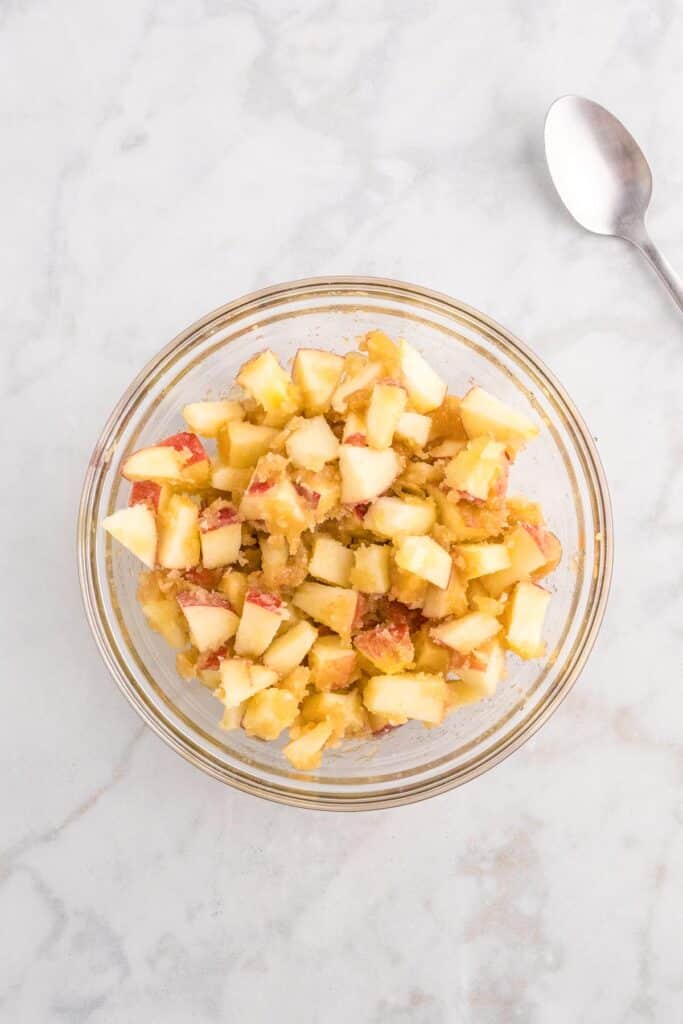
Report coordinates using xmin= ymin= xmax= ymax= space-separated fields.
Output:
xmin=158 ymin=431 xmax=208 ymax=466
xmin=129 ymin=481 xmax=163 ymax=511
xmin=199 ymin=504 xmax=240 ymax=530
xmin=176 ymin=589 xmax=233 ymax=611
xmin=245 ymin=588 xmax=284 ymax=612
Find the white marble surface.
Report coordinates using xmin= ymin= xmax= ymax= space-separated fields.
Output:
xmin=2 ymin=1 xmax=682 ymax=1020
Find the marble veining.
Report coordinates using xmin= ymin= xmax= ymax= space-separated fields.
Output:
xmin=1 ymin=0 xmax=682 ymax=1021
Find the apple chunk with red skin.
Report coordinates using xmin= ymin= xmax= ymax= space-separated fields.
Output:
xmin=129 ymin=480 xmax=170 ymax=513
xmin=308 ymin=636 xmax=358 ymax=691
xmin=338 ymin=445 xmax=402 ymax=504
xmin=176 ymin=589 xmax=239 ymax=652
xmin=102 ymin=504 xmax=157 ymax=568
xmin=354 ymin=621 xmax=414 ymax=674
xmin=199 ymin=501 xmax=242 ymax=569
xmin=234 ymin=589 xmax=289 ymax=659
xmin=453 ymin=638 xmax=506 ymax=697
xmin=122 ymin=432 xmax=210 ymax=488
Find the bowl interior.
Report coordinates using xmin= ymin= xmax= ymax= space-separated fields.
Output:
xmin=80 ymin=279 xmax=610 ymax=808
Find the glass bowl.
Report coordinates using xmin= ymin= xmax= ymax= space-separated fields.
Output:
xmin=78 ymin=277 xmax=612 ymax=810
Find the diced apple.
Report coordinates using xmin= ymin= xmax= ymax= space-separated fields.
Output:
xmin=293 ymin=465 xmax=340 ymax=522
xmin=398 ymin=339 xmax=447 ymax=413
xmin=199 ymin=500 xmax=242 ymax=568
xmin=219 ymin=703 xmax=247 ymax=731
xmin=128 ymin=480 xmax=170 ymax=513
xmin=239 ymin=468 xmax=310 ymax=543
xmin=460 ymin=386 xmax=539 ymax=444
xmin=194 ymin=645 xmax=229 ymax=690
xmin=480 ymin=524 xmax=548 ymax=598
xmin=429 ymin=395 xmax=467 ymax=442
xmin=431 ymin=488 xmax=508 ymax=543
xmin=300 ymin=690 xmax=367 ymax=741
xmin=365 ymin=384 xmax=407 ymax=449
xmin=218 ymin=569 xmax=248 ymax=614
xmin=182 ymin=399 xmax=245 ymax=437
xmin=285 ymin=415 xmax=339 ymax=471
xmin=217 ymin=421 xmax=279 ymax=468
xmin=413 ymin=628 xmax=450 ymax=673
xmin=363 ymin=672 xmax=447 ymax=725
xmin=278 ymin=665 xmax=311 ymax=702
xmin=429 ymin=439 xmax=466 ymax=459
xmin=445 ymin=436 xmax=507 ymax=501
xmin=364 ymin=496 xmax=436 ymax=538
xmin=342 ymin=411 xmax=367 ymax=443
xmin=506 ymin=496 xmax=544 ymax=526
xmin=283 ymin=720 xmax=333 ymax=771
xmin=354 ymin=621 xmax=414 ymax=674
xmin=430 ymin=612 xmax=501 ymax=654
xmin=234 ymin=589 xmax=289 ymax=658
xmin=157 ymin=494 xmax=200 ymax=569
xmin=217 ymin=658 xmax=278 ymax=708
xmin=122 ymin=432 xmax=209 ymax=488
xmin=263 ymin=620 xmax=318 ymax=676
xmin=308 ymin=535 xmax=353 ymax=587
xmin=242 ymin=687 xmax=299 ymax=741
xmin=103 ymin=504 xmax=157 ymax=568
xmin=237 ymin=350 xmax=299 ymax=421
xmin=331 ymin=359 xmax=383 ymax=414
xmin=389 ymin=566 xmax=428 ymax=609
xmin=457 ymin=542 xmax=511 ymax=580
xmin=308 ymin=635 xmax=358 ymax=691
xmin=210 ymin=462 xmax=252 ymax=496
xmin=422 ymin=566 xmax=468 ymax=619
xmin=395 ymin=411 xmax=431 ymax=448
xmin=338 ymin=445 xmax=402 ymax=504
xmin=349 ymin=544 xmax=391 ymax=594
xmin=467 ymin=580 xmax=506 ymax=617
xmin=454 ymin=638 xmax=506 ymax=695
xmin=176 ymin=589 xmax=239 ymax=652
xmin=504 ymin=581 xmax=550 ymax=659
xmin=137 ymin=571 xmax=188 ymax=648
xmin=292 ymin=349 xmax=344 ymax=414
xmin=292 ymin=581 xmax=359 ymax=639
xmin=394 ymin=535 xmax=452 ymax=589
xmin=360 ymin=329 xmax=401 ymax=373
xmin=528 ymin=527 xmax=563 ymax=579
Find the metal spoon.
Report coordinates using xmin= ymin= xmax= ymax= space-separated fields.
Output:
xmin=544 ymin=95 xmax=682 ymax=312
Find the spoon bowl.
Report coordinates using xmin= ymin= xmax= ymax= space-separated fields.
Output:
xmin=544 ymin=95 xmax=682 ymax=311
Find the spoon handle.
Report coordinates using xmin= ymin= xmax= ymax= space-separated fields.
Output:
xmin=631 ymin=228 xmax=683 ymax=313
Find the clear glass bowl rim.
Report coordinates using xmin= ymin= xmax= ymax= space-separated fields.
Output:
xmin=78 ymin=275 xmax=613 ymax=810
